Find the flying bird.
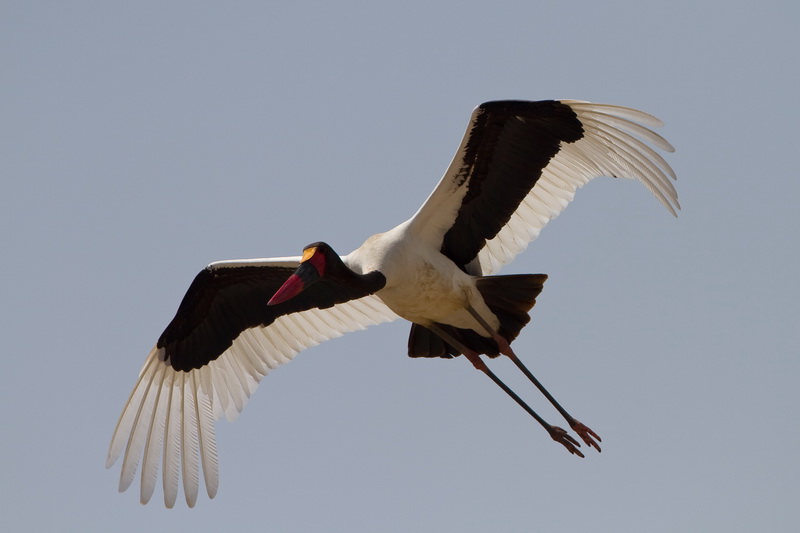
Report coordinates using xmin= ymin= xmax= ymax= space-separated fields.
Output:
xmin=107 ymin=99 xmax=678 ymax=507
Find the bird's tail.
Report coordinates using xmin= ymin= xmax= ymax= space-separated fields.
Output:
xmin=407 ymin=274 xmax=547 ymax=358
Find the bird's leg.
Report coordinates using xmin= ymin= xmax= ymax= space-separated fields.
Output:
xmin=466 ymin=306 xmax=601 ymax=452
xmin=426 ymin=324 xmax=584 ymax=457
xmin=500 ymin=342 xmax=601 ymax=452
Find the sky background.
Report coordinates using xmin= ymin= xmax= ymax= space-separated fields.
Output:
xmin=2 ymin=1 xmax=798 ymax=531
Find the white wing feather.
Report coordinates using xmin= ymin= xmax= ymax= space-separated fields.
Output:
xmin=106 ymin=294 xmax=398 ymax=507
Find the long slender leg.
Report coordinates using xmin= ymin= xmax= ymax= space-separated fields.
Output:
xmin=426 ymin=324 xmax=585 ymax=457
xmin=466 ymin=307 xmax=601 ymax=452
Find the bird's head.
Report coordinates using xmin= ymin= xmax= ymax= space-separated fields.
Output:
xmin=267 ymin=242 xmax=333 ymax=305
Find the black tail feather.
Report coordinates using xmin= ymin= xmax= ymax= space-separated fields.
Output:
xmin=476 ymin=273 xmax=547 ymax=343
xmin=408 ymin=323 xmax=457 ymax=358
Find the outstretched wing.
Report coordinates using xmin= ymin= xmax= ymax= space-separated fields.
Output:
xmin=408 ymin=100 xmax=678 ymax=274
xmin=106 ymin=257 xmax=398 ymax=507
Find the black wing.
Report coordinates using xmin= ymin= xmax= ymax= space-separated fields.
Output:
xmin=159 ymin=261 xmax=385 ymax=371
xmin=107 ymin=258 xmax=397 ymax=507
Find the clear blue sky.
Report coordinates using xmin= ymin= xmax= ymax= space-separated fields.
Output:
xmin=2 ymin=1 xmax=798 ymax=531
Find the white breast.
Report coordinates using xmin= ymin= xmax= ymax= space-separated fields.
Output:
xmin=345 ymin=225 xmax=498 ymax=333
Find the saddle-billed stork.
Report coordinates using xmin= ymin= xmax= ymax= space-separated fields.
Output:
xmin=107 ymin=99 xmax=678 ymax=507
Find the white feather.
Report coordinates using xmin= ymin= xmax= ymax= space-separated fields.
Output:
xmin=181 ymin=371 xmax=200 ymax=508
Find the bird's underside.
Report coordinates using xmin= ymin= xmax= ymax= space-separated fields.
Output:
xmin=407 ymin=274 xmax=547 ymax=358
xmin=107 ymin=99 xmax=678 ymax=507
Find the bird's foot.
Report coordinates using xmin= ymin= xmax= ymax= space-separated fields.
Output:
xmin=549 ymin=426 xmax=584 ymax=458
xmin=569 ymin=419 xmax=601 ymax=452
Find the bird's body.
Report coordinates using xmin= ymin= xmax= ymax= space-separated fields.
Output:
xmin=107 ymin=99 xmax=678 ymax=507
xmin=348 ymin=222 xmax=494 ymax=332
